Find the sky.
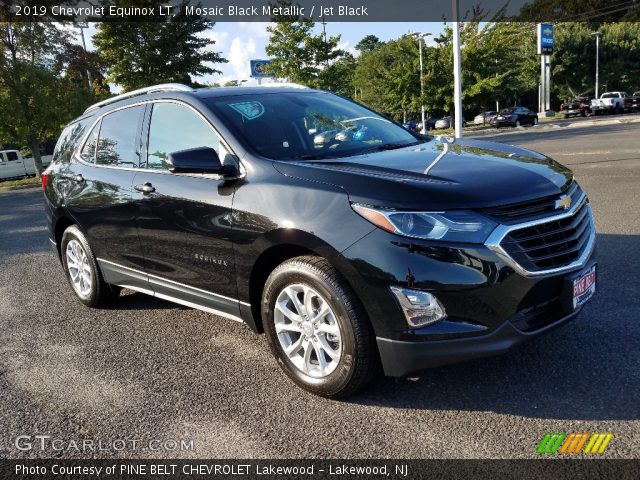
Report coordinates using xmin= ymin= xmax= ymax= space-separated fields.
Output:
xmin=79 ymin=22 xmax=446 ymax=89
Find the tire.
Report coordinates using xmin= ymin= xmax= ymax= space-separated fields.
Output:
xmin=262 ymin=256 xmax=378 ymax=398
xmin=564 ymin=114 xmax=569 ymax=119
xmin=60 ymin=225 xmax=119 ymax=307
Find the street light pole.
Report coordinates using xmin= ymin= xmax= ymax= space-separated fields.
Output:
xmin=407 ymin=32 xmax=432 ymax=134
xmin=452 ymin=0 xmax=463 ymax=138
xmin=593 ymin=32 xmax=601 ymax=98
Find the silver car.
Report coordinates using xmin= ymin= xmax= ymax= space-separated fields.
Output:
xmin=473 ymin=111 xmax=496 ymax=125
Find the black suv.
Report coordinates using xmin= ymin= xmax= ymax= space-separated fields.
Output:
xmin=43 ymin=84 xmax=596 ymax=398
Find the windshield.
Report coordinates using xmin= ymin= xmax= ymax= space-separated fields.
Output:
xmin=499 ymin=108 xmax=516 ymax=114
xmin=205 ymin=92 xmax=423 ymax=160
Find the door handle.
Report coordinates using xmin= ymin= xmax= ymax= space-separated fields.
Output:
xmin=135 ymin=182 xmax=155 ymax=194
xmin=72 ymin=174 xmax=84 ymax=183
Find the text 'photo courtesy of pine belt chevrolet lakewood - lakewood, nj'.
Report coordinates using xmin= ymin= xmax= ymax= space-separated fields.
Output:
xmin=42 ymin=83 xmax=596 ymax=398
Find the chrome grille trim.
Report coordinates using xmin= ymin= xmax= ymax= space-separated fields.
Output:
xmin=484 ymin=192 xmax=596 ymax=277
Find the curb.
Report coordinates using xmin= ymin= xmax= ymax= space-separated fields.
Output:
xmin=0 ymin=184 xmax=40 ymax=192
xmin=467 ymin=115 xmax=640 ymax=138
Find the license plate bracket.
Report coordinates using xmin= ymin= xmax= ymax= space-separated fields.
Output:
xmin=563 ymin=263 xmax=597 ymax=311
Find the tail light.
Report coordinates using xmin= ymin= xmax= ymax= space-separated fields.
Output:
xmin=41 ymin=171 xmax=49 ymax=189
xmin=560 ymin=104 xmax=563 ymax=111
xmin=579 ymin=102 xmax=584 ymax=108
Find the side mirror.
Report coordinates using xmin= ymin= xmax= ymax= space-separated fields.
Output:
xmin=167 ymin=147 xmax=238 ymax=176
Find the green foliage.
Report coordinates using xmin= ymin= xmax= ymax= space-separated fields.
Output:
xmin=265 ymin=0 xmax=349 ymax=93
xmin=0 ymin=22 xmax=88 ymax=175
xmin=355 ymin=35 xmax=383 ymax=54
xmin=353 ymin=37 xmax=421 ymax=121
xmin=93 ymin=5 xmax=227 ymax=91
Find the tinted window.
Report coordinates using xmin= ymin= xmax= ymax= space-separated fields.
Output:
xmin=147 ymin=103 xmax=220 ymax=170
xmin=6 ymin=151 xmax=18 ymax=161
xmin=54 ymin=118 xmax=93 ymax=164
xmin=96 ymin=106 xmax=144 ymax=167
xmin=205 ymin=92 xmax=421 ymax=160
xmin=79 ymin=121 xmax=100 ymax=163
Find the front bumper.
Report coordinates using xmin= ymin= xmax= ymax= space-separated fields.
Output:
xmin=339 ymin=215 xmax=596 ymax=377
xmin=376 ymin=306 xmax=581 ymax=377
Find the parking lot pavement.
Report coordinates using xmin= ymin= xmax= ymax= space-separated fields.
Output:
xmin=1 ymin=121 xmax=639 ymax=459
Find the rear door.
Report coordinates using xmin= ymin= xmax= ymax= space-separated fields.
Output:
xmin=132 ymin=100 xmax=240 ymax=320
xmin=63 ymin=104 xmax=150 ymax=291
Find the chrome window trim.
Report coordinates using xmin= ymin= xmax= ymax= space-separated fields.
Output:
xmin=484 ymin=192 xmax=595 ymax=278
xmin=72 ymin=99 xmax=243 ymax=177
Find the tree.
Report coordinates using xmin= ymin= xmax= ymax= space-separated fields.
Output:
xmin=353 ymin=37 xmax=421 ymax=121
xmin=265 ymin=0 xmax=348 ymax=93
xmin=0 ymin=22 xmax=75 ymax=177
xmin=355 ymin=34 xmax=382 ymax=54
xmin=93 ymin=6 xmax=227 ymax=91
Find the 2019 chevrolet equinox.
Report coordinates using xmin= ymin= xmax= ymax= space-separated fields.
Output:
xmin=43 ymin=84 xmax=596 ymax=398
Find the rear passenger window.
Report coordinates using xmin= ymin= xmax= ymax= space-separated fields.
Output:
xmin=96 ymin=106 xmax=144 ymax=167
xmin=147 ymin=103 xmax=220 ymax=170
xmin=80 ymin=122 xmax=100 ymax=163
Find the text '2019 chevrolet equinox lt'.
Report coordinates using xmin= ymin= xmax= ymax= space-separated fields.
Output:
xmin=43 ymin=84 xmax=596 ymax=398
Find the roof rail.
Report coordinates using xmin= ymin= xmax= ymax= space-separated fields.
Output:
xmin=256 ymin=82 xmax=309 ymax=89
xmin=83 ymin=83 xmax=194 ymax=114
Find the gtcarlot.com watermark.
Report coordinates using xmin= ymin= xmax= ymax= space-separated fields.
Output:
xmin=15 ymin=435 xmax=194 ymax=453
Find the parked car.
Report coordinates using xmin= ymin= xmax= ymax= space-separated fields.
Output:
xmin=0 ymin=150 xmax=51 ymax=180
xmin=590 ymin=92 xmax=627 ymax=115
xmin=417 ymin=117 xmax=440 ymax=132
xmin=623 ymin=92 xmax=640 ymax=112
xmin=490 ymin=107 xmax=539 ymax=127
xmin=473 ymin=111 xmax=497 ymax=125
xmin=43 ymin=83 xmax=596 ymax=398
xmin=402 ymin=119 xmax=420 ymax=132
xmin=560 ymin=97 xmax=591 ymax=118
xmin=434 ymin=116 xmax=467 ymax=129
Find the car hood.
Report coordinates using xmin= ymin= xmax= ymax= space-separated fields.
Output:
xmin=273 ymin=137 xmax=573 ymax=210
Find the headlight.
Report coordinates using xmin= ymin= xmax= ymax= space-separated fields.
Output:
xmin=352 ymin=204 xmax=497 ymax=243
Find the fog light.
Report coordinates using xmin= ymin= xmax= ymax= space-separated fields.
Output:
xmin=390 ymin=287 xmax=446 ymax=328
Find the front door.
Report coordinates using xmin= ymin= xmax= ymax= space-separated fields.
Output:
xmin=132 ymin=101 xmax=240 ymax=320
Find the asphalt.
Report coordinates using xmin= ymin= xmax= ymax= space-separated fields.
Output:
xmin=0 ymin=121 xmax=638 ymax=460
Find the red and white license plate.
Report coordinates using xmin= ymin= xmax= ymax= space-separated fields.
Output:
xmin=573 ymin=265 xmax=596 ymax=309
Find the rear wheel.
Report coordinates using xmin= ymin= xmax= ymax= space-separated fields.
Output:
xmin=61 ymin=226 xmax=119 ymax=307
xmin=262 ymin=256 xmax=378 ymax=398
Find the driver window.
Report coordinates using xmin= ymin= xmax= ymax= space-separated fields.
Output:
xmin=147 ymin=103 xmax=220 ymax=170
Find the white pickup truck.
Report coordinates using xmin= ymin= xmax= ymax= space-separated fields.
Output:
xmin=0 ymin=150 xmax=52 ymax=180
xmin=590 ymin=91 xmax=628 ymax=115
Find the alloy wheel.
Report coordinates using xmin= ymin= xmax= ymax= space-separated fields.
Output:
xmin=65 ymin=239 xmax=92 ymax=297
xmin=273 ymin=283 xmax=342 ymax=378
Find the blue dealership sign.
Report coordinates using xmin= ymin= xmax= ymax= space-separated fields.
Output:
xmin=250 ymin=59 xmax=273 ymax=78
xmin=537 ymin=24 xmax=554 ymax=55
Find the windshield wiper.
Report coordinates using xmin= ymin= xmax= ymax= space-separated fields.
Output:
xmin=359 ymin=141 xmax=421 ymax=155
xmin=295 ymin=153 xmax=337 ymax=160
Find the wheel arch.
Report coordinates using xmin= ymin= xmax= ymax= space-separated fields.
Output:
xmin=244 ymin=229 xmax=367 ymax=334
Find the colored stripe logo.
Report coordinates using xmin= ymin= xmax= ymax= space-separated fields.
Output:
xmin=537 ymin=433 xmax=613 ymax=455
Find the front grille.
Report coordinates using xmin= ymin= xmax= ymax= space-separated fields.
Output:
xmin=482 ymin=181 xmax=580 ymax=222
xmin=499 ymin=200 xmax=593 ymax=272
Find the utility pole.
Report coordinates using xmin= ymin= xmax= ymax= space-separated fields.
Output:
xmin=592 ymin=31 xmax=601 ymax=98
xmin=452 ymin=0 xmax=463 ymax=138
xmin=76 ymin=22 xmax=93 ymax=92
xmin=407 ymin=32 xmax=432 ymax=134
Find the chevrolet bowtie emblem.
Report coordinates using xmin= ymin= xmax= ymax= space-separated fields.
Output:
xmin=555 ymin=194 xmax=572 ymax=210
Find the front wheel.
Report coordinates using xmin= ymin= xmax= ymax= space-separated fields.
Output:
xmin=262 ymin=256 xmax=378 ymax=398
xmin=61 ymin=225 xmax=119 ymax=307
